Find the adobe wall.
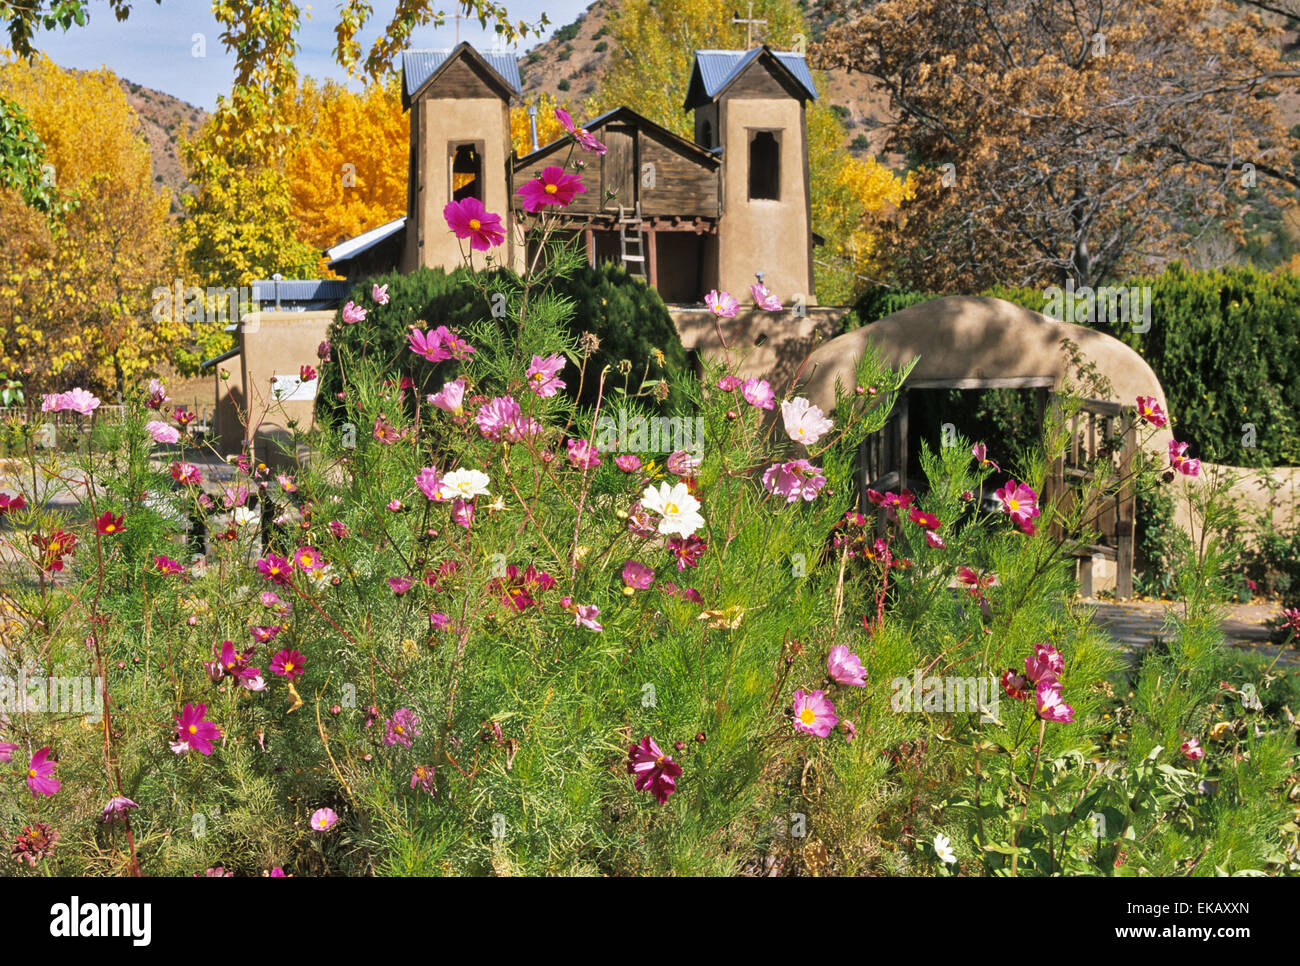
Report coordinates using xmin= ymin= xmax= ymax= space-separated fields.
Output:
xmin=235 ymin=311 xmax=333 ymax=467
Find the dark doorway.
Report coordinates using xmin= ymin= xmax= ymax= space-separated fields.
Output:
xmin=451 ymin=143 xmax=483 ymax=203
xmin=748 ymin=130 xmax=780 ymax=201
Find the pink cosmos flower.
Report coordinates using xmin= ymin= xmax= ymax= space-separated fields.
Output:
xmin=925 ymin=530 xmax=946 ymax=549
xmin=1136 ymin=395 xmax=1168 ymax=428
xmin=372 ymin=283 xmax=390 ymax=306
xmin=385 ymin=708 xmax=420 ymax=747
xmin=311 ymin=807 xmax=338 ymax=831
xmin=741 ymin=377 xmax=775 ymax=410
xmin=26 ymin=747 xmax=60 ymax=796
xmin=1283 ymin=608 xmax=1300 ymax=634
xmin=827 ymin=645 xmax=867 ymax=687
xmin=555 ymin=107 xmax=607 ymax=153
xmin=525 ymin=354 xmax=567 ymax=398
xmin=908 ymin=506 xmax=941 ymax=530
xmin=1024 ymin=643 xmax=1065 ymax=685
xmin=172 ymin=703 xmax=221 ymax=755
xmin=705 ymin=289 xmax=739 ymax=318
xmin=615 ymin=454 xmax=642 ymax=472
xmin=317 ymin=340 xmax=332 ymax=361
xmin=762 ymin=459 xmax=827 ymax=502
xmin=293 ymin=546 xmax=325 ymax=572
xmin=1000 ymin=669 xmax=1032 ymax=700
xmin=410 ymin=764 xmax=435 ymax=794
xmin=373 ymin=415 xmax=404 ymax=444
xmin=751 ymin=282 xmax=782 ymax=311
xmin=388 ymin=576 xmax=415 ymax=595
xmin=270 ymin=649 xmax=306 ymax=678
xmin=444 ymin=197 xmax=506 ymax=249
xmin=566 ymin=437 xmax=601 ymax=469
xmin=0 ymin=492 xmax=25 ymax=514
xmin=1181 ymin=738 xmax=1205 ymax=761
xmin=626 ymin=735 xmax=682 ymax=804
xmin=575 ymin=602 xmax=603 ymax=631
xmin=781 ymin=397 xmax=834 ymax=445
xmin=451 ymin=498 xmax=475 ymax=528
xmin=994 ymin=480 xmax=1041 ymax=533
xmin=429 ymin=377 xmax=467 ymax=413
xmin=277 ymin=473 xmax=297 ymax=493
xmin=0 ymin=742 xmax=18 ymax=763
xmin=1036 ymin=683 xmax=1075 ymax=723
xmin=622 ymin=559 xmax=655 ymax=591
xmin=250 ymin=625 xmax=284 ymax=644
xmin=408 ymin=326 xmax=449 ymax=363
xmin=327 ymin=520 xmax=348 ymax=539
xmin=666 ymin=450 xmax=701 ymax=478
xmin=416 ymin=467 xmax=445 ymax=502
xmin=518 ymin=165 xmax=586 ymax=212
xmin=792 ymin=689 xmax=838 ymax=737
xmin=387 ymin=498 xmax=404 ymax=511
xmin=477 ymin=396 xmax=523 ymax=441
xmin=667 ymin=534 xmax=706 ymax=570
xmin=154 ymin=555 xmax=184 ymax=576
xmin=299 ymin=364 xmax=317 ymax=384
xmin=42 ymin=387 xmax=101 ymax=415
xmin=1168 ymin=440 xmax=1200 ymax=477
xmin=147 ymin=420 xmax=180 ymax=444
xmin=257 ymin=554 xmax=293 ymax=584
xmin=102 ymin=796 xmax=138 ymax=822
xmin=145 ymin=379 xmax=169 ymax=409
xmin=341 ymin=300 xmax=367 ymax=324
xmin=717 ymin=375 xmax=742 ymax=391
xmin=972 ymin=442 xmax=1001 ymax=472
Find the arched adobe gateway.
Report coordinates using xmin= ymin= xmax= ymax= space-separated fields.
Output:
xmin=796 ymin=295 xmax=1183 ymax=598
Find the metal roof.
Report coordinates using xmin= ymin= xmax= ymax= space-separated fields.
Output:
xmin=514 ymin=106 xmax=721 ymax=168
xmin=325 ymin=217 xmax=406 ymax=269
xmin=685 ymin=47 xmax=818 ymax=108
xmin=250 ymin=279 xmax=353 ymax=309
xmin=402 ymin=44 xmax=522 ymax=102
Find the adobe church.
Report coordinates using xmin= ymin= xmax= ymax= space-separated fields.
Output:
xmin=325 ymin=41 xmax=820 ymax=305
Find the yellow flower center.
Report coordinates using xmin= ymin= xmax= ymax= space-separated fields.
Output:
xmin=299 ymin=554 xmax=312 ymax=566
xmin=469 ymin=218 xmax=482 ymax=230
xmin=395 ymin=724 xmax=404 ymax=734
xmin=799 ymin=708 xmax=816 ymax=725
xmin=188 ymin=724 xmax=198 ymax=734
xmin=284 ymin=662 xmax=294 ymax=673
xmin=545 ymin=183 xmax=559 ymax=194
xmin=666 ymin=502 xmax=679 ymax=515
xmin=1007 ymin=499 xmax=1019 ymax=512
xmin=28 ymin=768 xmax=37 ymax=778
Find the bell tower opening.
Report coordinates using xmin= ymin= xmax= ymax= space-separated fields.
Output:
xmin=747 ymin=129 xmax=780 ymax=201
xmin=451 ymin=142 xmax=483 ymax=203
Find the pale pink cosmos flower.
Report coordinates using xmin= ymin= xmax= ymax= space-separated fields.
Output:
xmin=372 ymin=283 xmax=390 ymax=306
xmin=705 ymin=289 xmax=739 ymax=318
xmin=415 ymin=467 xmax=445 ymax=502
xmin=717 ymin=375 xmax=742 ymax=392
xmin=476 ymin=396 xmax=522 ymax=441
xmin=1036 ymin=683 xmax=1075 ymax=723
xmin=750 ymin=282 xmax=782 ymax=311
xmin=146 ymin=421 xmax=180 ymax=444
xmin=311 ymin=807 xmax=338 ymax=831
xmin=666 ymin=450 xmax=700 ymax=478
xmin=741 ymin=377 xmax=775 ymax=410
xmin=972 ymin=442 xmax=1000 ymax=472
xmin=1168 ymin=440 xmax=1200 ymax=477
xmin=429 ymin=377 xmax=467 ymax=413
xmin=566 ymin=438 xmax=601 ymax=469
xmin=827 ymin=645 xmax=867 ymax=687
xmin=555 ymin=107 xmax=607 ymax=154
xmin=615 ymin=454 xmax=642 ymax=472
xmin=341 ymin=301 xmax=367 ymax=324
xmin=525 ymin=354 xmax=567 ymax=398
xmin=781 ymin=397 xmax=834 ymax=445
xmin=792 ymin=689 xmax=838 ymax=737
xmin=925 ymin=530 xmax=946 ymax=549
xmin=1181 ymin=738 xmax=1205 ymax=761
xmin=762 ymin=459 xmax=827 ymax=503
xmin=42 ymin=388 xmax=101 ymax=415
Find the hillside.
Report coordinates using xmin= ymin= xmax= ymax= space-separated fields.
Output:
xmin=116 ymin=75 xmax=207 ymax=213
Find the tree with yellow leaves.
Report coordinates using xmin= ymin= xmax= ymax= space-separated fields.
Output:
xmin=509 ymin=91 xmax=571 ymax=158
xmin=0 ymin=55 xmax=180 ymax=394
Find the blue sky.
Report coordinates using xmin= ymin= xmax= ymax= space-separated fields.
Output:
xmin=32 ymin=1 xmax=592 ymax=110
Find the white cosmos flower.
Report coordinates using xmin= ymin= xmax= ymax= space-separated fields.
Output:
xmin=780 ymin=397 xmax=835 ymax=446
xmin=640 ymin=481 xmax=705 ymax=538
xmin=934 ymin=833 xmax=957 ymax=865
xmin=439 ymin=468 xmax=491 ymax=500
xmin=233 ymin=507 xmax=258 ymax=527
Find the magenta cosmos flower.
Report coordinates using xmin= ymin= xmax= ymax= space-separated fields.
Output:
xmin=154 ymin=555 xmax=184 ymax=576
xmin=622 ymin=559 xmax=655 ymax=591
xmin=341 ymin=300 xmax=367 ymax=324
xmin=751 ymin=281 xmax=782 ymax=311
xmin=667 ymin=534 xmax=706 ymax=570
xmin=525 ymin=354 xmax=567 ymax=398
xmin=792 ymin=689 xmax=838 ymax=737
xmin=1136 ymin=395 xmax=1168 ymax=428
xmin=416 ymin=466 xmax=445 ymax=502
xmin=1168 ymin=440 xmax=1200 ymax=477
xmin=1000 ymin=668 xmax=1032 ymax=701
xmin=293 ymin=545 xmax=325 ymax=572
xmin=555 ymin=107 xmax=607 ymax=153
xmin=102 ymin=796 xmax=139 ymax=822
xmin=429 ymin=377 xmax=467 ymax=413
xmin=518 ymin=164 xmax=586 ymax=212
xmin=250 ymin=625 xmax=283 ymax=644
xmin=717 ymin=375 xmax=742 ymax=391
xmin=444 ymin=197 xmax=505 ymax=249
xmin=993 ymin=479 xmax=1041 ymax=534
xmin=762 ymin=459 xmax=827 ymax=503
xmin=626 ymin=736 xmax=683 ymax=804
xmin=1036 ymin=683 xmax=1075 ymax=723
xmin=257 ymin=553 xmax=293 ymax=584
xmin=172 ymin=703 xmax=221 ymax=755
xmin=705 ymin=289 xmax=739 ymax=318
xmin=1024 ymin=643 xmax=1064 ymax=685
xmin=385 ymin=708 xmax=420 ymax=747
xmin=270 ymin=649 xmax=306 ymax=679
xmin=310 ymin=807 xmax=338 ymax=831
xmin=908 ymin=506 xmax=941 ymax=530
xmin=26 ymin=747 xmax=60 ymax=796
xmin=827 ymin=645 xmax=867 ymax=687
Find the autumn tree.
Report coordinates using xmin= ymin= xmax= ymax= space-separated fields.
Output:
xmin=594 ymin=0 xmax=913 ymax=302
xmin=0 ymin=55 xmax=179 ymax=394
xmin=814 ymin=0 xmax=1300 ymax=292
xmin=509 ymin=90 xmax=571 ymax=157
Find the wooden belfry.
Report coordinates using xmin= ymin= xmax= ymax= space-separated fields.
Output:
xmin=324 ymin=42 xmax=822 ymax=308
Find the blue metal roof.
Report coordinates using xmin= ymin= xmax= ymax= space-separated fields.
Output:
xmin=250 ymin=279 xmax=352 ymax=309
xmin=402 ymin=44 xmax=522 ymax=101
xmin=325 ymin=217 xmax=406 ymax=269
xmin=686 ymin=47 xmax=818 ymax=107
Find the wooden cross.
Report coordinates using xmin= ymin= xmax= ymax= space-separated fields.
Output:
xmin=732 ymin=1 xmax=767 ymax=48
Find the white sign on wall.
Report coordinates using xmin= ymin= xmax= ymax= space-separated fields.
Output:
xmin=270 ymin=374 xmax=318 ymax=402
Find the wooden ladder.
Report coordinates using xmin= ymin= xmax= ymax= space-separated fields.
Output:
xmin=618 ymin=202 xmax=646 ymax=278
